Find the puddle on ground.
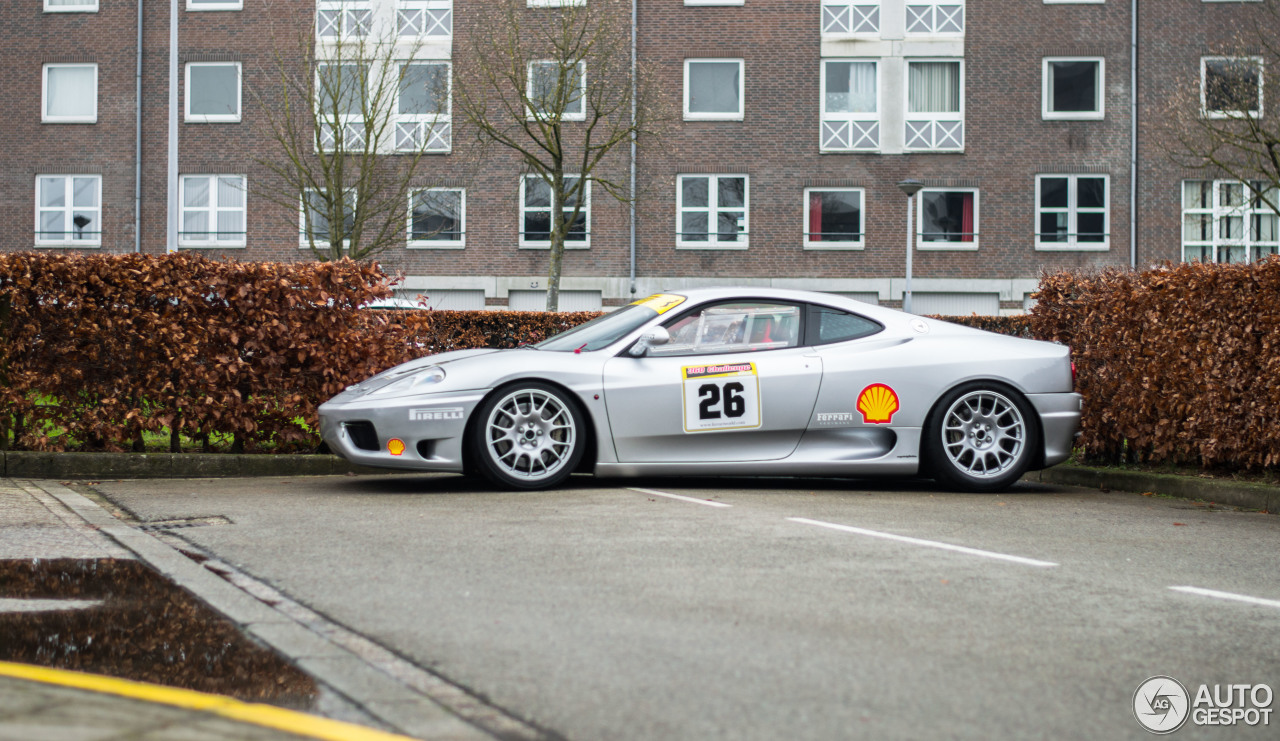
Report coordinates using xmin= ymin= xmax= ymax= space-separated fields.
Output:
xmin=0 ymin=558 xmax=316 ymax=708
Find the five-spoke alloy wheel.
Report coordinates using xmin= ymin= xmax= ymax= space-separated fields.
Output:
xmin=924 ymin=383 xmax=1039 ymax=492
xmin=470 ymin=382 xmax=586 ymax=490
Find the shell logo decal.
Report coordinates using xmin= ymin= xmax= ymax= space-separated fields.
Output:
xmin=857 ymin=384 xmax=900 ymax=424
xmin=387 ymin=438 xmax=406 ymax=456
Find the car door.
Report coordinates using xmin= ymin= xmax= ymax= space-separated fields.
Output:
xmin=602 ymin=301 xmax=822 ymax=462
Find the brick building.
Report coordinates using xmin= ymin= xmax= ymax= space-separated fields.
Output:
xmin=4 ymin=0 xmax=1274 ymax=313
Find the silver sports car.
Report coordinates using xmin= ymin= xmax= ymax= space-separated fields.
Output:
xmin=319 ymin=288 xmax=1081 ymax=492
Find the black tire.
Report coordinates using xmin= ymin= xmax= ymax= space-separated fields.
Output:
xmin=923 ymin=382 xmax=1039 ymax=493
xmin=468 ymin=382 xmax=586 ymax=490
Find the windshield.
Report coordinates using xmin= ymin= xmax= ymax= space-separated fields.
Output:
xmin=535 ymin=304 xmax=658 ymax=352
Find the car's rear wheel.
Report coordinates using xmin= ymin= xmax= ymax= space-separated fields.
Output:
xmin=924 ymin=383 xmax=1038 ymax=492
xmin=470 ymin=382 xmax=585 ymax=490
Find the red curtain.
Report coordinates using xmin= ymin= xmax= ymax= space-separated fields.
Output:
xmin=809 ymin=193 xmax=823 ymax=242
xmin=961 ymin=193 xmax=974 ymax=242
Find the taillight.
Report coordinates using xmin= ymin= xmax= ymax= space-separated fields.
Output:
xmin=1070 ymin=361 xmax=1077 ymax=387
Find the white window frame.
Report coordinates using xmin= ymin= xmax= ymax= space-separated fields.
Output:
xmin=916 ymin=187 xmax=979 ymax=250
xmin=35 ymin=174 xmax=102 ymax=247
xmin=397 ymin=0 xmax=452 ymax=39
xmin=44 ymin=0 xmax=98 ymax=12
xmin=676 ymin=174 xmax=749 ymax=249
xmin=904 ymin=1 xmax=965 ymax=35
xmin=1042 ymin=57 xmax=1105 ymax=120
xmin=684 ymin=59 xmax=745 ymax=121
xmin=1035 ymin=175 xmax=1109 ymax=251
xmin=527 ymin=0 xmax=585 ymax=6
xmin=804 ymin=187 xmax=865 ymax=250
xmin=1043 ymin=0 xmax=1104 ymax=4
xmin=184 ymin=62 xmax=242 ymax=123
xmin=1201 ymin=56 xmax=1264 ymax=118
xmin=42 ymin=63 xmax=98 ymax=124
xmin=395 ymin=61 xmax=452 ymax=153
xmin=1181 ymin=179 xmax=1280 ymax=263
xmin=685 ymin=0 xmax=745 ymax=5
xmin=179 ymin=175 xmax=247 ymax=248
xmin=526 ymin=60 xmax=586 ymax=122
xmin=317 ymin=0 xmax=372 ymax=39
xmin=407 ymin=187 xmax=465 ymax=249
xmin=299 ymin=189 xmax=358 ymax=249
xmin=821 ymin=1 xmax=881 ymax=35
xmin=315 ymin=63 xmax=369 ymax=152
xmin=820 ymin=59 xmax=879 ymax=152
xmin=186 ymin=0 xmax=243 ymax=10
xmin=519 ymin=175 xmax=591 ymax=249
xmin=904 ymin=59 xmax=964 ymax=152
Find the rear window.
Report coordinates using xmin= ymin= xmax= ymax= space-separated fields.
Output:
xmin=810 ymin=306 xmax=882 ymax=345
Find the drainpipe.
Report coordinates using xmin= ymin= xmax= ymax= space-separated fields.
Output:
xmin=166 ymin=0 xmax=178 ymax=253
xmin=628 ymin=0 xmax=637 ymax=297
xmin=135 ymin=0 xmax=143 ymax=253
xmin=1130 ymin=0 xmax=1137 ymax=268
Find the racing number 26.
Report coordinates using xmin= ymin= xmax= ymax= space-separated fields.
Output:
xmin=698 ymin=382 xmax=746 ymax=420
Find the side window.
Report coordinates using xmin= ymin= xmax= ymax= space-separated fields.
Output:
xmin=808 ymin=305 xmax=882 ymax=345
xmin=654 ymin=302 xmax=802 ymax=356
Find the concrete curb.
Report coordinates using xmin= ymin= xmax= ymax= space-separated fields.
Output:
xmin=1027 ymin=464 xmax=1279 ymax=512
xmin=1 ymin=451 xmax=392 ymax=479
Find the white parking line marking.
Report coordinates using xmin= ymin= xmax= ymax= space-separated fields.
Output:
xmin=1169 ymin=586 xmax=1280 ymax=610
xmin=628 ymin=488 xmax=732 ymax=508
xmin=786 ymin=517 xmax=1058 ymax=568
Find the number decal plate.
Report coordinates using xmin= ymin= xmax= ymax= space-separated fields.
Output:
xmin=681 ymin=362 xmax=762 ymax=433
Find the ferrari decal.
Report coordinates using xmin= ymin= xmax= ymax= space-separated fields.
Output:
xmin=387 ymin=438 xmax=406 ymax=456
xmin=631 ymin=293 xmax=687 ymax=315
xmin=857 ymin=384 xmax=899 ymax=424
xmin=681 ymin=362 xmax=762 ymax=433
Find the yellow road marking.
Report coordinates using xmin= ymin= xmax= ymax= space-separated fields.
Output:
xmin=0 ymin=661 xmax=422 ymax=741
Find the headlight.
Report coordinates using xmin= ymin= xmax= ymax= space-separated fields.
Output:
xmin=365 ymin=366 xmax=447 ymax=398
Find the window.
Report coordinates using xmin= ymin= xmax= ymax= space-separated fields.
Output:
xmin=396 ymin=62 xmax=451 ymax=152
xmin=1043 ymin=58 xmax=1104 ymax=119
xmin=36 ymin=175 xmax=101 ymax=246
xmin=528 ymin=0 xmax=585 ymax=6
xmin=684 ymin=59 xmax=744 ymax=121
xmin=822 ymin=2 xmax=880 ymax=34
xmin=656 ymin=302 xmax=802 ymax=357
xmin=317 ymin=0 xmax=371 ymax=38
xmin=905 ymin=1 xmax=964 ymax=34
xmin=180 ymin=175 xmax=246 ymax=247
xmin=520 ymin=175 xmax=589 ymax=248
xmin=677 ymin=175 xmax=748 ymax=248
xmin=187 ymin=0 xmax=242 ymax=9
xmin=808 ymin=305 xmax=881 ymax=345
xmin=1043 ymin=0 xmax=1104 ymax=4
xmin=527 ymin=61 xmax=586 ymax=121
xmin=397 ymin=0 xmax=451 ymax=38
xmin=45 ymin=0 xmax=98 ymax=11
xmin=300 ymin=190 xmax=357 ymax=248
xmin=821 ymin=60 xmax=878 ymax=151
xmin=316 ymin=63 xmax=368 ymax=150
xmin=42 ymin=64 xmax=97 ymax=123
xmin=686 ymin=0 xmax=745 ymax=5
xmin=917 ymin=188 xmax=978 ymax=249
xmin=805 ymin=188 xmax=864 ymax=249
xmin=185 ymin=62 xmax=241 ymax=123
xmin=408 ymin=188 xmax=464 ymax=247
xmin=905 ymin=60 xmax=963 ymax=151
xmin=1202 ymin=57 xmax=1263 ymax=117
xmin=1182 ymin=180 xmax=1279 ymax=263
xmin=1036 ymin=175 xmax=1108 ymax=250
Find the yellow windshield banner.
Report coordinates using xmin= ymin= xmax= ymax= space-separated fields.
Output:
xmin=631 ymin=294 xmax=686 ymax=315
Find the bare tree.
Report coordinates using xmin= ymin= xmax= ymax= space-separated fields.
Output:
xmin=250 ymin=2 xmax=459 ymax=261
xmin=1158 ymin=0 xmax=1280 ymax=217
xmin=452 ymin=0 xmax=672 ymax=310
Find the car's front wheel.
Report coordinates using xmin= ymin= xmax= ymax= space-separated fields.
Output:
xmin=470 ymin=382 xmax=586 ymax=490
xmin=924 ymin=383 xmax=1039 ymax=492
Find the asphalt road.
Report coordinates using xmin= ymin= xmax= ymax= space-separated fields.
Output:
xmin=85 ymin=475 xmax=1280 ymax=740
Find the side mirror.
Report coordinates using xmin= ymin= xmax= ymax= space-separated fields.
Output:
xmin=627 ymin=326 xmax=671 ymax=357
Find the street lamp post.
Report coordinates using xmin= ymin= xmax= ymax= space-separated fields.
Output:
xmin=897 ymin=179 xmax=923 ymax=314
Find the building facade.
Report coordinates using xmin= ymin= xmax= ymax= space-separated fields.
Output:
xmin=3 ymin=0 xmax=1274 ymax=313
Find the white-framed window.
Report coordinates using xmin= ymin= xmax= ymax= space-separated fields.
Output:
xmin=316 ymin=63 xmax=368 ymax=151
xmin=520 ymin=175 xmax=590 ymax=248
xmin=527 ymin=60 xmax=586 ymax=122
xmin=396 ymin=61 xmax=451 ymax=152
xmin=185 ymin=62 xmax=241 ymax=123
xmin=187 ymin=0 xmax=243 ymax=10
xmin=1035 ymin=175 xmax=1108 ymax=250
xmin=42 ymin=63 xmax=97 ymax=123
xmin=317 ymin=0 xmax=372 ymax=38
xmin=684 ymin=59 xmax=744 ymax=121
xmin=35 ymin=175 xmax=101 ymax=246
xmin=677 ymin=174 xmax=748 ymax=248
xmin=398 ymin=0 xmax=451 ymax=38
xmin=528 ymin=0 xmax=585 ymax=6
xmin=821 ymin=60 xmax=878 ymax=151
xmin=686 ymin=0 xmax=745 ymax=5
xmin=45 ymin=0 xmax=98 ymax=12
xmin=180 ymin=175 xmax=246 ymax=247
xmin=300 ymin=189 xmax=357 ymax=248
xmin=821 ymin=1 xmax=880 ymax=35
xmin=1043 ymin=0 xmax=1104 ymax=4
xmin=905 ymin=60 xmax=963 ymax=151
xmin=408 ymin=188 xmax=465 ymax=248
xmin=805 ymin=188 xmax=864 ymax=250
xmin=917 ymin=188 xmax=978 ymax=249
xmin=1043 ymin=58 xmax=1104 ymax=120
xmin=1201 ymin=57 xmax=1263 ymax=118
xmin=905 ymin=1 xmax=964 ymax=34
xmin=1182 ymin=180 xmax=1279 ymax=263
